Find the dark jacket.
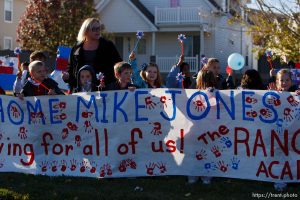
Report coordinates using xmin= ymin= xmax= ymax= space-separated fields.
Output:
xmin=105 ymin=82 xmax=137 ymax=91
xmin=288 ymin=85 xmax=298 ymax=92
xmin=67 ymin=37 xmax=122 ymax=91
xmin=217 ymin=74 xmax=235 ymax=90
xmin=73 ymin=65 xmax=98 ymax=93
xmin=21 ymin=78 xmax=65 ymax=97
xmin=0 ymin=87 xmax=5 ymax=95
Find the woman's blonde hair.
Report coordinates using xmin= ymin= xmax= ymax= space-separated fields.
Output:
xmin=77 ymin=18 xmax=101 ymax=42
xmin=196 ymin=69 xmax=216 ymax=90
xmin=203 ymin=58 xmax=219 ymax=70
xmin=140 ymin=63 xmax=162 ymax=88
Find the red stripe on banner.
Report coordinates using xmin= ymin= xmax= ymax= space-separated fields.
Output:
xmin=0 ymin=66 xmax=13 ymax=74
xmin=56 ymin=58 xmax=68 ymax=71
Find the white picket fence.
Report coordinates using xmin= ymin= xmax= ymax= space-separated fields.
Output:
xmin=156 ymin=56 xmax=199 ymax=73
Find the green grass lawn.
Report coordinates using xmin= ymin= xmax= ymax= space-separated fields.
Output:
xmin=0 ymin=173 xmax=299 ymax=200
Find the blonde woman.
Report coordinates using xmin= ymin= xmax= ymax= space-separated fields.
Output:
xmin=63 ymin=18 xmax=122 ymax=92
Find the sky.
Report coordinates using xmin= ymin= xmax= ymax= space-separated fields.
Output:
xmin=246 ymin=0 xmax=300 ymax=13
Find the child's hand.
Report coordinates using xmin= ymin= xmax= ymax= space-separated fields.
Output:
xmin=177 ymin=55 xmax=184 ymax=66
xmin=128 ymin=86 xmax=136 ymax=92
xmin=16 ymin=71 xmax=22 ymax=79
xmin=62 ymin=72 xmax=69 ymax=81
xmin=48 ymin=89 xmax=57 ymax=95
xmin=129 ymin=52 xmax=136 ymax=61
xmin=17 ymin=93 xmax=24 ymax=100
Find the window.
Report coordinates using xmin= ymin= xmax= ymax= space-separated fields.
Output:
xmin=137 ymin=39 xmax=146 ymax=54
xmin=4 ymin=0 xmax=13 ymax=22
xmin=4 ymin=37 xmax=13 ymax=50
xmin=170 ymin=0 xmax=180 ymax=7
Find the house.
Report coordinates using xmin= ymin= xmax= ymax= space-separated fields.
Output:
xmin=0 ymin=0 xmax=27 ymax=50
xmin=96 ymin=0 xmax=255 ymax=74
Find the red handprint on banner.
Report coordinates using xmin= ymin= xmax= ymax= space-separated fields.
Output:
xmin=267 ymin=96 xmax=281 ymax=106
xmin=82 ymin=111 xmax=93 ymax=119
xmin=283 ymin=108 xmax=294 ymax=122
xmin=287 ymin=95 xmax=299 ymax=106
xmin=246 ymin=110 xmax=257 ymax=118
xmin=245 ymin=96 xmax=257 ymax=104
xmin=100 ymin=164 xmax=112 ymax=177
xmin=211 ymin=145 xmax=221 ymax=158
xmin=60 ymin=160 xmax=67 ymax=172
xmin=159 ymin=96 xmax=167 ymax=108
xmin=54 ymin=113 xmax=67 ymax=120
xmin=18 ymin=127 xmax=27 ymax=140
xmin=53 ymin=102 xmax=66 ymax=110
xmin=80 ymin=160 xmax=89 ymax=173
xmin=146 ymin=162 xmax=156 ymax=175
xmin=74 ymin=135 xmax=81 ymax=147
xmin=67 ymin=122 xmax=78 ymax=131
xmin=150 ymin=122 xmax=162 ymax=135
xmin=145 ymin=96 xmax=156 ymax=109
xmin=217 ymin=160 xmax=228 ymax=172
xmin=84 ymin=120 xmax=93 ymax=133
xmin=61 ymin=128 xmax=69 ymax=140
xmin=119 ymin=161 xmax=127 ymax=172
xmin=69 ymin=159 xmax=78 ymax=171
xmin=10 ymin=105 xmax=20 ymax=118
xmin=157 ymin=162 xmax=167 ymax=173
xmin=127 ymin=159 xmax=137 ymax=169
xmin=89 ymin=161 xmax=97 ymax=174
xmin=196 ymin=149 xmax=207 ymax=160
xmin=193 ymin=99 xmax=206 ymax=112
xmin=51 ymin=161 xmax=58 ymax=172
xmin=106 ymin=164 xmax=112 ymax=176
xmin=260 ymin=108 xmax=272 ymax=118
xmin=40 ymin=161 xmax=49 ymax=172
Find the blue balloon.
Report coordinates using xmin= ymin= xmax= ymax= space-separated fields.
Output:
xmin=227 ymin=53 xmax=245 ymax=70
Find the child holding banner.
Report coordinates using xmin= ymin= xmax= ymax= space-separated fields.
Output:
xmin=187 ymin=69 xmax=217 ymax=184
xmin=73 ymin=65 xmax=98 ymax=93
xmin=18 ymin=61 xmax=64 ymax=98
xmin=105 ymin=61 xmax=137 ymax=90
xmin=238 ymin=69 xmax=266 ymax=90
xmin=268 ymin=68 xmax=299 ymax=191
xmin=269 ymin=69 xmax=299 ymax=92
xmin=13 ymin=62 xmax=29 ymax=95
xmin=204 ymin=58 xmax=235 ymax=89
xmin=166 ymin=55 xmax=192 ymax=89
xmin=129 ymin=52 xmax=163 ymax=88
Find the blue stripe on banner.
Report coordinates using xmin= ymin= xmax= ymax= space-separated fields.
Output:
xmin=0 ymin=74 xmax=16 ymax=90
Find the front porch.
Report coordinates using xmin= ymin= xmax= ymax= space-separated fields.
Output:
xmin=155 ymin=7 xmax=211 ymax=25
xmin=156 ymin=55 xmax=199 ymax=73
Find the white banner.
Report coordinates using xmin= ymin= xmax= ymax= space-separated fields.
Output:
xmin=0 ymin=89 xmax=299 ymax=182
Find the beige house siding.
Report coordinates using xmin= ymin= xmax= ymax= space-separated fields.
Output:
xmin=0 ymin=0 xmax=27 ymax=50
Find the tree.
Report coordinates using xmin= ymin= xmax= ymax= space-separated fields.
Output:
xmin=230 ymin=0 xmax=299 ymax=61
xmin=17 ymin=0 xmax=98 ymax=54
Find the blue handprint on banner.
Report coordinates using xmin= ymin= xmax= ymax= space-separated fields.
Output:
xmin=231 ymin=157 xmax=240 ymax=170
xmin=294 ymin=107 xmax=300 ymax=120
xmin=204 ymin=162 xmax=217 ymax=172
xmin=220 ymin=137 xmax=232 ymax=148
